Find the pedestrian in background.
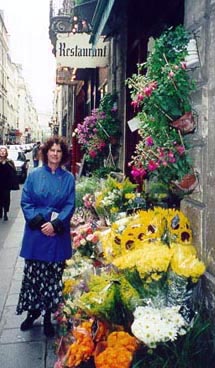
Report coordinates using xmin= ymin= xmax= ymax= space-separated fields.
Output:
xmin=0 ymin=147 xmax=19 ymax=221
xmin=32 ymin=141 xmax=41 ymax=167
xmin=16 ymin=136 xmax=75 ymax=337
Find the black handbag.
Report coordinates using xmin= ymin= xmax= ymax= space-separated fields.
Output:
xmin=8 ymin=161 xmax=20 ymax=190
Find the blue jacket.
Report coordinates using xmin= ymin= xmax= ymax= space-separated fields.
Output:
xmin=20 ymin=165 xmax=75 ymax=262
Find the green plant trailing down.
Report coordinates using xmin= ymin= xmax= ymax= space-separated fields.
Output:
xmin=97 ymin=92 xmax=121 ymax=140
xmin=126 ymin=25 xmax=197 ymax=195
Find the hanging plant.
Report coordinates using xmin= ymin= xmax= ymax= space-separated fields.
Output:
xmin=73 ymin=93 xmax=121 ymax=172
xmin=126 ymin=25 xmax=198 ymax=197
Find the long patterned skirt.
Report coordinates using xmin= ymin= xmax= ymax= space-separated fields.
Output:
xmin=16 ymin=259 xmax=65 ymax=315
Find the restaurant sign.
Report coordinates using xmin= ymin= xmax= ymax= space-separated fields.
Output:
xmin=56 ymin=33 xmax=109 ymax=68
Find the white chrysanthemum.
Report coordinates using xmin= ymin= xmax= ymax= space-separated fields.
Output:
xmin=131 ymin=306 xmax=188 ymax=348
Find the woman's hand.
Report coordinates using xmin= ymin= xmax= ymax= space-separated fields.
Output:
xmin=41 ymin=222 xmax=56 ymax=237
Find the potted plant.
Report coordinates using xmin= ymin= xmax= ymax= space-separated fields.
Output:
xmin=126 ymin=25 xmax=198 ymax=200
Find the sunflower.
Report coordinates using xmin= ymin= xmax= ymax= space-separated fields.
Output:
xmin=165 ymin=208 xmax=193 ymax=244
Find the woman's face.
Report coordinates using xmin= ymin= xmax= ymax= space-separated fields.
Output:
xmin=47 ymin=143 xmax=63 ymax=166
xmin=0 ymin=148 xmax=7 ymax=159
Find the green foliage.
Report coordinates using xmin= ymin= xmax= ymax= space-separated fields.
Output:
xmin=146 ymin=25 xmax=190 ymax=78
xmin=97 ymin=92 xmax=121 ymax=140
xmin=93 ymin=166 xmax=120 ymax=179
xmin=75 ymin=176 xmax=101 ymax=208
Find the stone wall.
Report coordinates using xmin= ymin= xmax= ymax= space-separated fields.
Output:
xmin=183 ymin=0 xmax=215 ymax=315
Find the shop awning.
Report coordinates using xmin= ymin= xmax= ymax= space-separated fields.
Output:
xmin=89 ymin=0 xmax=116 ymax=45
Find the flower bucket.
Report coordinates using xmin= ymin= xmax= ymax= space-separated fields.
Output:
xmin=170 ymin=112 xmax=196 ymax=134
xmin=171 ymin=173 xmax=199 ymax=194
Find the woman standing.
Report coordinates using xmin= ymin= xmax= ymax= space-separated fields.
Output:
xmin=16 ymin=137 xmax=75 ymax=337
xmin=0 ymin=147 xmax=19 ymax=221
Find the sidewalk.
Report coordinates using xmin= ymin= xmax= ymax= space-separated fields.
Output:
xmin=0 ymin=209 xmax=57 ymax=368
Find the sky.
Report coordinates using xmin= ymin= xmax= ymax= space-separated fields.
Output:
xmin=0 ymin=0 xmax=56 ymax=124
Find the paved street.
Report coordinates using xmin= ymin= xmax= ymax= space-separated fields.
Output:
xmin=0 ymin=161 xmax=57 ymax=368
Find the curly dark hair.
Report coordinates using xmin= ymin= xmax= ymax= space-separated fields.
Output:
xmin=40 ymin=136 xmax=69 ymax=165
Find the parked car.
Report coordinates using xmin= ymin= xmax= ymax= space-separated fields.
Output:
xmin=7 ymin=149 xmax=29 ymax=183
xmin=7 ymin=144 xmax=23 ymax=151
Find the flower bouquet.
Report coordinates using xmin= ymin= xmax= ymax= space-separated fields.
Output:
xmin=94 ymin=175 xmax=146 ymax=224
xmin=71 ymin=222 xmax=100 ymax=258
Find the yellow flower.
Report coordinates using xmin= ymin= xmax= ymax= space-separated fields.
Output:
xmin=63 ymin=279 xmax=76 ymax=295
xmin=116 ymin=182 xmax=123 ymax=190
xmin=170 ymin=243 xmax=206 ymax=281
xmin=124 ymin=193 xmax=135 ymax=200
xmin=113 ymin=241 xmax=172 ymax=279
xmin=97 ymin=228 xmax=122 ymax=261
xmin=110 ymin=206 xmax=119 ymax=213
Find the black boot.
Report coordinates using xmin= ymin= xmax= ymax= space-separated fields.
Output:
xmin=0 ymin=207 xmax=2 ymax=219
xmin=20 ymin=310 xmax=41 ymax=331
xmin=3 ymin=209 xmax=8 ymax=221
xmin=44 ymin=310 xmax=55 ymax=337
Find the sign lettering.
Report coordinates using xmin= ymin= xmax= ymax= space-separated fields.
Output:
xmin=56 ymin=33 xmax=109 ymax=68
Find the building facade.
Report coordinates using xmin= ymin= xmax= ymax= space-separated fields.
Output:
xmin=0 ymin=10 xmax=40 ymax=144
xmin=49 ymin=0 xmax=215 ymax=314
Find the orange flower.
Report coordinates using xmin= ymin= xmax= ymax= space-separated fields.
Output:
xmin=107 ymin=331 xmax=138 ymax=353
xmin=95 ymin=346 xmax=133 ymax=368
xmin=94 ymin=331 xmax=138 ymax=368
xmin=64 ymin=320 xmax=95 ymax=367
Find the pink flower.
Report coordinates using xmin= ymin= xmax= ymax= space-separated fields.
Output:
xmin=89 ymin=150 xmax=97 ymax=158
xmin=137 ymin=93 xmax=144 ymax=101
xmin=131 ymin=166 xmax=147 ymax=178
xmin=157 ymin=147 xmax=165 ymax=158
xmin=175 ymin=145 xmax=185 ymax=155
xmin=144 ymin=86 xmax=153 ymax=97
xmin=168 ymin=151 xmax=174 ymax=158
xmin=145 ymin=136 xmax=154 ymax=146
xmin=86 ymin=233 xmax=99 ymax=243
xmin=150 ymin=81 xmax=158 ymax=90
xmin=168 ymin=70 xmax=175 ymax=78
xmin=83 ymin=194 xmax=94 ymax=208
xmin=131 ymin=100 xmax=139 ymax=110
xmin=54 ymin=359 xmax=64 ymax=368
xmin=148 ymin=160 xmax=158 ymax=171
xmin=180 ymin=61 xmax=187 ymax=70
xmin=161 ymin=160 xmax=168 ymax=166
xmin=168 ymin=151 xmax=176 ymax=163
